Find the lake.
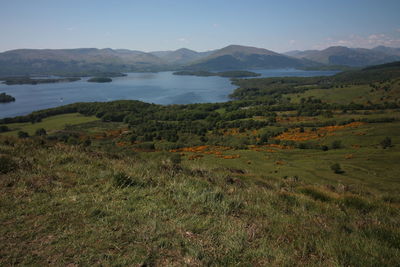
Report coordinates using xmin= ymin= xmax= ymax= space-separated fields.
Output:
xmin=0 ymin=69 xmax=339 ymax=119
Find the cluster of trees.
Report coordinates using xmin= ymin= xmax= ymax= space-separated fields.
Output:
xmin=1 ymin=94 xmax=398 ymax=148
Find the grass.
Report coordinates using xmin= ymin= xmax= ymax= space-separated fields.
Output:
xmin=1 ymin=137 xmax=399 ymax=266
xmin=0 ymin=113 xmax=99 ymax=137
xmin=1 ymin=91 xmax=400 ymax=265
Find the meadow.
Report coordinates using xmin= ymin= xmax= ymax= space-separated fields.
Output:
xmin=1 ymin=113 xmax=99 ymax=137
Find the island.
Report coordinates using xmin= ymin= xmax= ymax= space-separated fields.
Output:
xmin=59 ymin=72 xmax=127 ymax=78
xmin=173 ymin=70 xmax=261 ymax=78
xmin=0 ymin=77 xmax=80 ymax=85
xmin=0 ymin=92 xmax=16 ymax=103
xmin=87 ymin=77 xmax=113 ymax=83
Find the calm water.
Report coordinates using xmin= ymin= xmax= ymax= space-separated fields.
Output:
xmin=0 ymin=69 xmax=339 ymax=118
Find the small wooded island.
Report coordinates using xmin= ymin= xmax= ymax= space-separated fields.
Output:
xmin=0 ymin=92 xmax=16 ymax=103
xmin=173 ymin=70 xmax=261 ymax=78
xmin=0 ymin=77 xmax=80 ymax=85
xmin=59 ymin=72 xmax=127 ymax=78
xmin=87 ymin=77 xmax=113 ymax=83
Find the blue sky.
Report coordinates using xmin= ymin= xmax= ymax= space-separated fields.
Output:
xmin=0 ymin=0 xmax=399 ymax=52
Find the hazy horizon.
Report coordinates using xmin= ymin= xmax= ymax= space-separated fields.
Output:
xmin=1 ymin=0 xmax=399 ymax=53
xmin=0 ymin=43 xmax=400 ymax=55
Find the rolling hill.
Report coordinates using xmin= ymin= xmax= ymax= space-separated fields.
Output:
xmin=150 ymin=48 xmax=214 ymax=65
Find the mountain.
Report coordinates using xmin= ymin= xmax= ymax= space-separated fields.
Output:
xmin=150 ymin=48 xmax=214 ymax=65
xmin=285 ymin=46 xmax=400 ymax=67
xmin=187 ymin=45 xmax=315 ymax=70
xmin=0 ymin=48 xmax=166 ymax=76
xmin=284 ymin=50 xmax=319 ymax=58
xmin=2 ymin=45 xmax=400 ymax=76
xmin=372 ymin=46 xmax=400 ymax=57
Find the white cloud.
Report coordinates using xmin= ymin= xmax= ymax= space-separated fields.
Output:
xmin=178 ymin=37 xmax=188 ymax=43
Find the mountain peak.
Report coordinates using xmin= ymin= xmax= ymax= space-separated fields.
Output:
xmin=216 ymin=44 xmax=278 ymax=56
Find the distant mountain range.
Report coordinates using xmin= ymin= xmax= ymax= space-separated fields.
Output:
xmin=284 ymin=46 xmax=400 ymax=67
xmin=0 ymin=44 xmax=400 ymax=76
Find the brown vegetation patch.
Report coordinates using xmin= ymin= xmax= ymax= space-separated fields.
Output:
xmin=170 ymin=145 xmax=233 ymax=159
xmin=249 ymin=144 xmax=293 ymax=152
xmin=218 ymin=154 xmax=241 ymax=159
xmin=274 ymin=122 xmax=367 ymax=142
xmin=345 ymin=154 xmax=354 ymax=159
xmin=276 ymin=116 xmax=317 ymax=123
xmin=188 ymin=154 xmax=204 ymax=160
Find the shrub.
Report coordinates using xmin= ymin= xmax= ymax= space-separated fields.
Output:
xmin=321 ymin=145 xmax=329 ymax=151
xmin=83 ymin=138 xmax=92 ymax=147
xmin=331 ymin=163 xmax=344 ymax=174
xmin=169 ymin=153 xmax=182 ymax=165
xmin=35 ymin=128 xmax=47 ymax=136
xmin=18 ymin=131 xmax=29 ymax=139
xmin=297 ymin=143 xmax=307 ymax=149
xmin=67 ymin=136 xmax=78 ymax=145
xmin=380 ymin=137 xmax=392 ymax=149
xmin=0 ymin=125 xmax=9 ymax=133
xmin=0 ymin=155 xmax=16 ymax=174
xmin=331 ymin=140 xmax=342 ymax=149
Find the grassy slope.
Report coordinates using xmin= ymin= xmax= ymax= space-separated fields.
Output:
xmin=1 ymin=137 xmax=399 ymax=266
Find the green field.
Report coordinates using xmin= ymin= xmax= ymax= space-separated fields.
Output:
xmin=1 ymin=113 xmax=99 ymax=137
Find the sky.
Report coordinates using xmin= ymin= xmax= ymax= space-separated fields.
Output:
xmin=0 ymin=0 xmax=399 ymax=53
